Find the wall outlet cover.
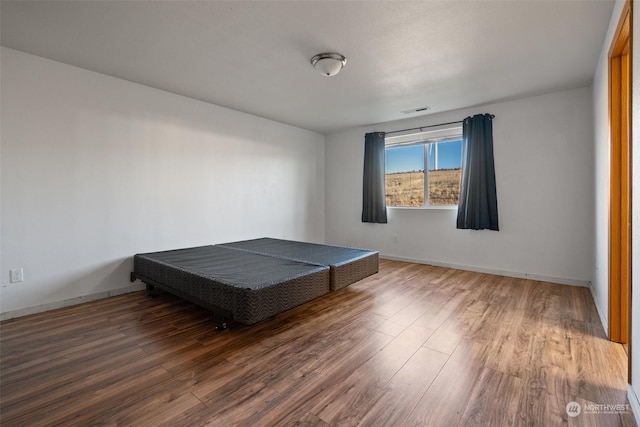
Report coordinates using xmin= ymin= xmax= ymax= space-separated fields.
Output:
xmin=10 ymin=268 xmax=24 ymax=283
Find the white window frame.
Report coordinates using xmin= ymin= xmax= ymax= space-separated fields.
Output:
xmin=385 ymin=125 xmax=463 ymax=209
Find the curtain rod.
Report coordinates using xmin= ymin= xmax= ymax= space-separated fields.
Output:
xmin=385 ymin=114 xmax=495 ymax=136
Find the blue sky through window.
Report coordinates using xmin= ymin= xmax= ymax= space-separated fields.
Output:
xmin=386 ymin=145 xmax=424 ymax=173
xmin=386 ymin=140 xmax=462 ymax=174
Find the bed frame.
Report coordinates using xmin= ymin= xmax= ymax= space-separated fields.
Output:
xmin=131 ymin=239 xmax=378 ymax=327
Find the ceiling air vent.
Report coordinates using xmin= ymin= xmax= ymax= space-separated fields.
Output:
xmin=401 ymin=106 xmax=431 ymax=114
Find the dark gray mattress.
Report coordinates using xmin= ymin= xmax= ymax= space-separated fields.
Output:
xmin=133 ymin=245 xmax=330 ymax=325
xmin=218 ymin=238 xmax=379 ymax=290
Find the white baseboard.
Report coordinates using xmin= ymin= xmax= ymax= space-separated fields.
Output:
xmin=588 ymin=284 xmax=609 ymax=337
xmin=0 ymin=257 xmax=592 ymax=320
xmin=628 ymin=385 xmax=640 ymax=425
xmin=0 ymin=283 xmax=145 ymax=321
xmin=379 ymin=253 xmax=591 ymax=287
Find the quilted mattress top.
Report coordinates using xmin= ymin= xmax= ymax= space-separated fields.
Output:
xmin=135 ymin=245 xmax=327 ymax=290
xmin=219 ymin=238 xmax=378 ymax=268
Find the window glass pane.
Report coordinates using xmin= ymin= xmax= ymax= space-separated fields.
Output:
xmin=428 ymin=140 xmax=462 ymax=205
xmin=385 ymin=145 xmax=424 ymax=206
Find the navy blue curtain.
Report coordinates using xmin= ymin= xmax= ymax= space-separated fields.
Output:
xmin=362 ymin=132 xmax=387 ymax=223
xmin=457 ymin=114 xmax=499 ymax=230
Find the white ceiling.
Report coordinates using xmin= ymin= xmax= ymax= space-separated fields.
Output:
xmin=1 ymin=1 xmax=614 ymax=134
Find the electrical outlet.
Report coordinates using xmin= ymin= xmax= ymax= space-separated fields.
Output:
xmin=10 ymin=268 xmax=24 ymax=283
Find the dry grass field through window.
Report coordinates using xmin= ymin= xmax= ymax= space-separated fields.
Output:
xmin=386 ymin=168 xmax=461 ymax=206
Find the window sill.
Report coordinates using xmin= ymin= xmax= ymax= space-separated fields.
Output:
xmin=387 ymin=205 xmax=458 ymax=210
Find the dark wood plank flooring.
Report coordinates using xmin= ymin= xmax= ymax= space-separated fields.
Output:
xmin=0 ymin=260 xmax=636 ymax=426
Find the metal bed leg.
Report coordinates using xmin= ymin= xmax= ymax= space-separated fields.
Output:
xmin=146 ymin=284 xmax=158 ymax=298
xmin=213 ymin=317 xmax=229 ymax=332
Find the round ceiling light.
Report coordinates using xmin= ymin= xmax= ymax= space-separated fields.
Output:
xmin=310 ymin=52 xmax=347 ymax=77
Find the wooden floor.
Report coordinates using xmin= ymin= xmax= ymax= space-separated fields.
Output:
xmin=0 ymin=260 xmax=636 ymax=426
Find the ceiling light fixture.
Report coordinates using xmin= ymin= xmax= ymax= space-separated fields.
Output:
xmin=310 ymin=52 xmax=347 ymax=77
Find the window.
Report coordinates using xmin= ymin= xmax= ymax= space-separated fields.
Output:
xmin=385 ymin=126 xmax=463 ymax=207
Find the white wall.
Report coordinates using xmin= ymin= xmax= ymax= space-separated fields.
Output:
xmin=0 ymin=47 xmax=325 ymax=318
xmin=325 ymin=87 xmax=594 ymax=286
